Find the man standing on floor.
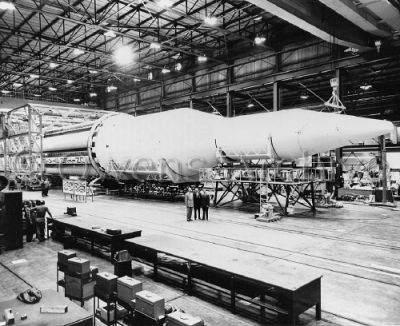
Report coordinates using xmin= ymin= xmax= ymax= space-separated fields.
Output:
xmin=193 ymin=187 xmax=201 ymax=220
xmin=35 ymin=201 xmax=53 ymax=242
xmin=184 ymin=187 xmax=194 ymax=222
xmin=200 ymin=189 xmax=210 ymax=221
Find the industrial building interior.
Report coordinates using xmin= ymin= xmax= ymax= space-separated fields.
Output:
xmin=1 ymin=0 xmax=400 ymax=325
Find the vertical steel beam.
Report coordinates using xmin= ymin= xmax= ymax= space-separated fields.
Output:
xmin=226 ymin=65 xmax=234 ymax=117
xmin=226 ymin=91 xmax=233 ymax=117
xmin=334 ymin=68 xmax=344 ymax=197
xmin=379 ymin=135 xmax=388 ymax=203
xmin=273 ymin=82 xmax=280 ymax=111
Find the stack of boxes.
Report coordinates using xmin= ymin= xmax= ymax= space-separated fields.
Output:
xmin=57 ymin=249 xmax=77 ymax=289
xmin=65 ymin=256 xmax=97 ymax=300
xmin=57 ymin=249 xmax=76 ymax=270
xmin=57 ymin=253 xmax=204 ymax=325
xmin=95 ymin=272 xmax=127 ymax=323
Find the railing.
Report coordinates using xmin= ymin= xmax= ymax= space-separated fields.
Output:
xmin=199 ymin=167 xmax=335 ymax=184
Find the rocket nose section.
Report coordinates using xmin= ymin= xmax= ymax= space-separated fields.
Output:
xmin=338 ymin=116 xmax=394 ymax=144
xmin=292 ymin=112 xmax=395 ymax=159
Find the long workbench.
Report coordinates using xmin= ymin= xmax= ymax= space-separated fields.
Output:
xmin=48 ymin=215 xmax=142 ymax=260
xmin=125 ymin=234 xmax=322 ymax=325
xmin=0 ymin=289 xmax=93 ymax=326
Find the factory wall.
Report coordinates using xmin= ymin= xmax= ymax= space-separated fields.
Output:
xmin=105 ymin=40 xmax=334 ymax=114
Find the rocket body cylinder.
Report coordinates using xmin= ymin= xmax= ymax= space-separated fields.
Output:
xmin=40 ymin=108 xmax=394 ymax=182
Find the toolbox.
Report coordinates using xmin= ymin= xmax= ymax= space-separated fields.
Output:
xmin=57 ymin=250 xmax=76 ymax=267
xmin=96 ymin=272 xmax=118 ymax=295
xmin=67 ymin=257 xmax=90 ymax=274
xmin=117 ymin=276 xmax=142 ymax=305
xmin=166 ymin=311 xmax=204 ymax=326
xmin=135 ymin=290 xmax=165 ymax=320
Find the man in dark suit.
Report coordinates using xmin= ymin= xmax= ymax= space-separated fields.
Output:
xmin=200 ymin=189 xmax=210 ymax=221
xmin=193 ymin=187 xmax=201 ymax=220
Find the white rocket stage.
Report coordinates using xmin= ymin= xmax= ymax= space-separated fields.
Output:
xmin=24 ymin=190 xmax=400 ymax=325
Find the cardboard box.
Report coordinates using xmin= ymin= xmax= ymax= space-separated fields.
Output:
xmin=117 ymin=276 xmax=142 ymax=304
xmin=96 ymin=272 xmax=118 ymax=295
xmin=67 ymin=257 xmax=90 ymax=274
xmin=96 ymin=304 xmax=127 ymax=323
xmin=135 ymin=290 xmax=165 ymax=320
xmin=166 ymin=311 xmax=204 ymax=326
xmin=57 ymin=250 xmax=76 ymax=267
xmin=65 ymin=274 xmax=95 ymax=299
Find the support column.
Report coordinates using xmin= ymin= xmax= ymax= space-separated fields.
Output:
xmin=273 ymin=82 xmax=280 ymax=111
xmin=226 ymin=64 xmax=234 ymax=117
xmin=334 ymin=68 xmax=344 ymax=196
xmin=334 ymin=148 xmax=343 ymax=197
xmin=379 ymin=135 xmax=388 ymax=203
xmin=160 ymin=81 xmax=165 ymax=112
xmin=226 ymin=91 xmax=233 ymax=117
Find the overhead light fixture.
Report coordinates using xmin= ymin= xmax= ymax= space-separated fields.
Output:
xmin=13 ymin=82 xmax=22 ymax=87
xmin=89 ymin=70 xmax=98 ymax=74
xmin=113 ymin=45 xmax=135 ymax=65
xmin=33 ymin=94 xmax=41 ymax=97
xmin=73 ymin=98 xmax=81 ymax=102
xmin=156 ymin=0 xmax=172 ymax=8
xmin=175 ymin=62 xmax=182 ymax=71
xmin=247 ymin=102 xmax=255 ymax=108
xmin=0 ymin=1 xmax=16 ymax=10
xmin=360 ymin=84 xmax=372 ymax=90
xmin=66 ymin=79 xmax=73 ymax=84
xmin=49 ymin=62 xmax=58 ymax=68
xmin=48 ymin=86 xmax=57 ymax=91
xmin=161 ymin=67 xmax=171 ymax=74
xmin=104 ymin=30 xmax=116 ymax=37
xmin=107 ymin=85 xmax=117 ymax=92
xmin=344 ymin=47 xmax=359 ymax=54
xmin=89 ymin=92 xmax=97 ymax=97
xmin=203 ymin=16 xmax=218 ymax=26
xmin=133 ymin=78 xmax=141 ymax=82
xmin=198 ymin=55 xmax=207 ymax=63
xmin=150 ymin=42 xmax=161 ymax=50
xmin=1 ymin=90 xmax=11 ymax=94
xmin=73 ymin=48 xmax=85 ymax=55
xmin=254 ymin=35 xmax=266 ymax=45
xmin=254 ymin=16 xmax=263 ymax=21
xmin=148 ymin=71 xmax=153 ymax=80
xmin=300 ymin=91 xmax=309 ymax=100
xmin=29 ymin=74 xmax=39 ymax=79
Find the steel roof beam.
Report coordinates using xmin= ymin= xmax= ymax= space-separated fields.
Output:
xmin=318 ymin=0 xmax=392 ymax=37
xmin=247 ymin=0 xmax=373 ymax=49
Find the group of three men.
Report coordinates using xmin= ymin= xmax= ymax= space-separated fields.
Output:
xmin=184 ymin=187 xmax=210 ymax=221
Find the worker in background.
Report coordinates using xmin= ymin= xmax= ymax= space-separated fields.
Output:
xmin=35 ymin=200 xmax=52 ymax=242
xmin=184 ymin=188 xmax=194 ymax=222
xmin=200 ymin=189 xmax=210 ymax=221
xmin=41 ymin=177 xmax=50 ymax=197
xmin=193 ymin=187 xmax=201 ymax=220
xmin=23 ymin=201 xmax=36 ymax=242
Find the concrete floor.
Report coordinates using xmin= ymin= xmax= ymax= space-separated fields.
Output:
xmin=1 ymin=189 xmax=400 ymax=325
